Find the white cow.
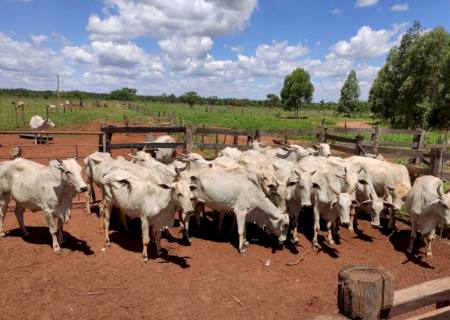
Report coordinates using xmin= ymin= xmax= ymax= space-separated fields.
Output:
xmin=189 ymin=169 xmax=289 ymax=253
xmin=145 ymin=135 xmax=177 ymax=164
xmin=29 ymin=115 xmax=55 ymax=144
xmin=405 ymin=176 xmax=450 ymax=257
xmin=101 ymin=169 xmax=194 ymax=261
xmin=346 ymin=156 xmax=411 ymax=229
xmin=311 ymin=171 xmax=358 ymax=249
xmin=0 ymin=158 xmax=87 ymax=252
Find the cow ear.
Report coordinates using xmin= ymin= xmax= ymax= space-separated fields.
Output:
xmin=352 ymin=200 xmax=360 ymax=206
xmin=358 ymin=179 xmax=368 ymax=185
xmin=190 ymin=176 xmax=199 ymax=183
xmin=360 ymin=200 xmax=372 ymax=205
xmin=312 ymin=183 xmax=321 ymax=190
xmin=158 ymin=183 xmax=175 ymax=191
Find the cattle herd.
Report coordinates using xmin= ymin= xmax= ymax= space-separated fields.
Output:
xmin=0 ymin=136 xmax=449 ymax=262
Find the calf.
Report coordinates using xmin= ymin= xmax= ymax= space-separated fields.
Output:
xmin=405 ymin=176 xmax=450 ymax=257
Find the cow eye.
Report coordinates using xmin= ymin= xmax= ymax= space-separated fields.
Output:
xmin=178 ymin=193 xmax=183 ymax=197
xmin=283 ymin=223 xmax=288 ymax=229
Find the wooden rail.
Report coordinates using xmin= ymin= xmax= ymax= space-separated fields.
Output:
xmin=0 ymin=131 xmax=101 ymax=135
xmin=314 ymin=267 xmax=450 ymax=320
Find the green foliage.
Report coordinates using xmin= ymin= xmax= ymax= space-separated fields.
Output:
xmin=110 ymin=87 xmax=137 ymax=101
xmin=265 ymin=94 xmax=281 ymax=108
xmin=370 ymin=22 xmax=450 ymax=128
xmin=280 ymin=68 xmax=314 ymax=118
xmin=180 ymin=91 xmax=201 ymax=108
xmin=338 ymin=70 xmax=360 ymax=116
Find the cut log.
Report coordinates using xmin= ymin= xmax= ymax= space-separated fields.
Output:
xmin=338 ymin=265 xmax=394 ymax=320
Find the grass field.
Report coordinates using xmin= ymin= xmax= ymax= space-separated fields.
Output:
xmin=0 ymin=96 xmax=448 ymax=146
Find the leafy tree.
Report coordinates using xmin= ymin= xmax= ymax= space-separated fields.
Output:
xmin=181 ymin=91 xmax=200 ymax=108
xmin=338 ymin=70 xmax=360 ymax=116
xmin=369 ymin=22 xmax=450 ymax=128
xmin=265 ymin=93 xmax=281 ymax=109
xmin=280 ymin=68 xmax=314 ymax=118
xmin=110 ymin=87 xmax=137 ymax=100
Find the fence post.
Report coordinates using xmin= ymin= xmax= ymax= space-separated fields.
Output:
xmin=371 ymin=126 xmax=379 ymax=155
xmin=19 ymin=106 xmax=25 ymax=128
xmin=185 ymin=124 xmax=193 ymax=153
xmin=430 ymin=147 xmax=444 ymax=177
xmin=233 ymin=134 xmax=238 ymax=145
xmin=412 ymin=129 xmax=426 ymax=165
xmin=215 ymin=134 xmax=219 ymax=158
xmin=316 ymin=125 xmax=326 ymax=143
xmin=354 ymin=135 xmax=365 ymax=155
xmin=338 ymin=265 xmax=395 ymax=320
xmin=255 ymin=129 xmax=261 ymax=142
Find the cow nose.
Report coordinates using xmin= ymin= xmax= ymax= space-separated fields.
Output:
xmin=80 ymin=186 xmax=88 ymax=192
xmin=341 ymin=221 xmax=350 ymax=228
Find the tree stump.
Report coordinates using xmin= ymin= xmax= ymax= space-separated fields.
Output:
xmin=338 ymin=265 xmax=394 ymax=320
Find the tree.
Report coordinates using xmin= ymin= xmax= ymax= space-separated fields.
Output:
xmin=110 ymin=87 xmax=137 ymax=100
xmin=369 ymin=22 xmax=450 ymax=128
xmin=280 ymin=68 xmax=314 ymax=118
xmin=338 ymin=70 xmax=360 ymax=116
xmin=181 ymin=91 xmax=200 ymax=108
xmin=265 ymin=93 xmax=281 ymax=109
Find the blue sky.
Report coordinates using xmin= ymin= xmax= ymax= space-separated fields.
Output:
xmin=0 ymin=0 xmax=449 ymax=101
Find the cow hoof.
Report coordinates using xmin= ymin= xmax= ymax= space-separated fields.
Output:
xmin=105 ymin=241 xmax=111 ymax=248
xmin=312 ymin=243 xmax=320 ymax=252
xmin=290 ymin=237 xmax=299 ymax=245
xmin=181 ymin=235 xmax=192 ymax=246
xmin=54 ymin=248 xmax=62 ymax=254
xmin=243 ymin=240 xmax=250 ymax=248
xmin=427 ymin=252 xmax=433 ymax=259
xmin=239 ymin=248 xmax=246 ymax=255
xmin=0 ymin=231 xmax=5 ymax=238
xmin=143 ymin=256 xmax=149 ymax=263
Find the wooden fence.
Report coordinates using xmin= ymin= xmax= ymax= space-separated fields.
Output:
xmin=312 ymin=266 xmax=450 ymax=320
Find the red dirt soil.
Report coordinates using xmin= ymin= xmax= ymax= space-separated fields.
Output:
xmin=0 ymin=122 xmax=449 ymax=320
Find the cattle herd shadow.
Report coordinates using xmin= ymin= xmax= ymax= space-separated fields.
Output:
xmin=7 ymin=227 xmax=94 ymax=255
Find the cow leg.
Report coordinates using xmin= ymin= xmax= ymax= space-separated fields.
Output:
xmin=425 ymin=230 xmax=435 ymax=258
xmin=407 ymin=219 xmax=416 ymax=254
xmin=103 ymin=202 xmax=112 ymax=247
xmin=218 ymin=212 xmax=225 ymax=235
xmin=349 ymin=207 xmax=356 ymax=232
xmin=44 ymin=214 xmax=61 ymax=253
xmin=388 ymin=208 xmax=397 ymax=230
xmin=181 ymin=211 xmax=191 ymax=245
xmin=141 ymin=216 xmax=150 ymax=262
xmin=0 ymin=198 xmax=7 ymax=237
xmin=235 ymin=211 xmax=247 ymax=254
xmin=85 ymin=183 xmax=93 ymax=215
xmin=312 ymin=205 xmax=320 ymax=250
xmin=289 ymin=212 xmax=299 ymax=244
xmin=326 ymin=221 xmax=335 ymax=246
xmin=57 ymin=217 xmax=64 ymax=247
xmin=154 ymin=228 xmax=163 ymax=257
xmin=14 ymin=206 xmax=29 ymax=237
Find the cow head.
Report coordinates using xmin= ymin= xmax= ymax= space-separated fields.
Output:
xmin=286 ymin=169 xmax=316 ymax=207
xmin=44 ymin=118 xmax=55 ymax=128
xmin=170 ymin=176 xmax=195 ymax=214
xmin=433 ymin=186 xmax=450 ymax=225
xmin=384 ymin=183 xmax=410 ymax=211
xmin=266 ymin=210 xmax=289 ymax=244
xmin=359 ymin=193 xmax=396 ymax=228
xmin=313 ymin=143 xmax=331 ymax=157
xmin=328 ymin=183 xmax=358 ymax=227
xmin=52 ymin=158 xmax=88 ymax=193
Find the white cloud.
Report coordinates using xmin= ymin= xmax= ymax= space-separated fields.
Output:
xmin=0 ymin=33 xmax=72 ymax=89
xmin=331 ymin=8 xmax=343 ymax=15
xmin=87 ymin=0 xmax=258 ymax=41
xmin=29 ymin=34 xmax=47 ymax=45
xmin=327 ymin=24 xmax=407 ymax=60
xmin=391 ymin=3 xmax=409 ymax=12
xmin=159 ymin=36 xmax=213 ymax=59
xmin=356 ymin=0 xmax=378 ymax=8
xmin=50 ymin=32 xmax=71 ymax=46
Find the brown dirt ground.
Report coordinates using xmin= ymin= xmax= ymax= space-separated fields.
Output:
xmin=0 ymin=122 xmax=449 ymax=320
xmin=335 ymin=120 xmax=373 ymax=129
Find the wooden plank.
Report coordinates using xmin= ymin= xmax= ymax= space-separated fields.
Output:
xmin=406 ymin=165 xmax=430 ymax=176
xmin=0 ymin=131 xmax=101 ymax=135
xmin=389 ymin=277 xmax=450 ymax=318
xmin=326 ymin=134 xmax=358 ymax=144
xmin=18 ymin=134 xmax=53 ymax=141
xmin=108 ymin=142 xmax=186 ymax=149
xmin=374 ymin=146 xmax=425 ymax=158
xmin=100 ymin=126 xmax=186 ymax=134
xmin=330 ymin=144 xmax=355 ymax=154
xmin=406 ymin=305 xmax=450 ymax=320
xmin=378 ymin=140 xmax=411 ymax=147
